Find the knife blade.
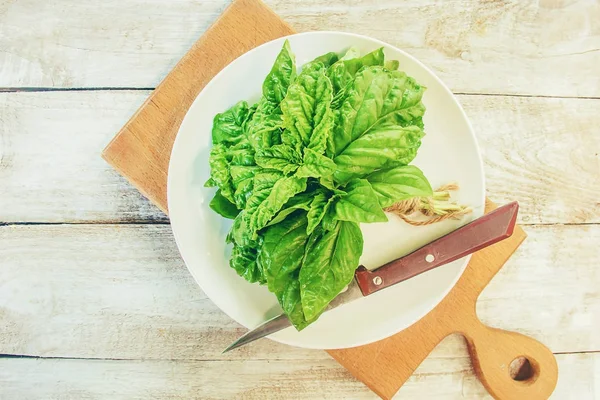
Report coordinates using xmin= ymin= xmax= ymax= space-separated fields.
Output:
xmin=223 ymin=201 xmax=519 ymax=353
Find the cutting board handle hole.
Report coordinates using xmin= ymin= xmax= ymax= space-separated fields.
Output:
xmin=509 ymin=356 xmax=535 ymax=381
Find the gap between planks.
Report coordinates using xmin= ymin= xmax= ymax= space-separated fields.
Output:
xmin=0 ymin=353 xmax=334 ymax=362
xmin=2 ymin=87 xmax=600 ymax=101
xmin=0 ymin=87 xmax=155 ymax=93
xmin=0 ymin=221 xmax=171 ymax=226
xmin=1 ymin=221 xmax=598 ymax=227
xmin=3 ymin=350 xmax=599 ymax=362
xmin=0 ymin=354 xmax=273 ymax=362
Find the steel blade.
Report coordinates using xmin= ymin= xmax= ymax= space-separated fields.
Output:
xmin=223 ymin=313 xmax=291 ymax=353
xmin=222 ymin=279 xmax=363 ymax=353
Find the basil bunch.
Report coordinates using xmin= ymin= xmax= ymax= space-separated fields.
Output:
xmin=206 ymin=41 xmax=433 ymax=329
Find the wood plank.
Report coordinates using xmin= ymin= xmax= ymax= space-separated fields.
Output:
xmin=1 ymin=91 xmax=598 ymax=224
xmin=0 ymin=91 xmax=167 ymax=223
xmin=462 ymin=94 xmax=600 ymax=225
xmin=1 ymin=0 xmax=599 ymax=97
xmin=477 ymin=223 xmax=600 ymax=353
xmin=0 ymin=358 xmax=376 ymax=399
xmin=0 ymin=352 xmax=596 ymax=399
xmin=1 ymin=224 xmax=598 ymax=360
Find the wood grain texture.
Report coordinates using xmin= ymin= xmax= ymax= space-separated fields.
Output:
xmin=463 ymin=94 xmax=600 ymax=225
xmin=2 ymin=223 xmax=596 ymax=360
xmin=101 ymin=0 xmax=294 ymax=213
xmin=1 ymin=91 xmax=598 ymax=224
xmin=0 ymin=91 xmax=167 ymax=223
xmin=0 ymin=358 xmax=375 ymax=400
xmin=1 ymin=0 xmax=599 ymax=97
xmin=0 ymin=352 xmax=596 ymax=400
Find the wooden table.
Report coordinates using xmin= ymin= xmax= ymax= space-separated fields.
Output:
xmin=1 ymin=1 xmax=599 ymax=398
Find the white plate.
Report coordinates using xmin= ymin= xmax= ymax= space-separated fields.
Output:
xmin=168 ymin=31 xmax=485 ymax=350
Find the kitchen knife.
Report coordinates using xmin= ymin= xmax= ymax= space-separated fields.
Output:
xmin=223 ymin=201 xmax=519 ymax=353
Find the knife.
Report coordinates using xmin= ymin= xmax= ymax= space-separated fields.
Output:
xmin=223 ymin=201 xmax=519 ymax=353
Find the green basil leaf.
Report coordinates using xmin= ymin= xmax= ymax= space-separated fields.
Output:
xmin=356 ymin=47 xmax=385 ymax=65
xmin=328 ymin=48 xmax=385 ymax=96
xmin=259 ymin=211 xmax=316 ymax=329
xmin=306 ymin=192 xmax=329 ymax=235
xmin=385 ymin=60 xmax=400 ymax=71
xmin=255 ymin=144 xmax=302 ymax=175
xmin=340 ymin=46 xmax=361 ymax=61
xmin=208 ymin=138 xmax=258 ymax=205
xmin=209 ymin=189 xmax=240 ymax=219
xmin=233 ymin=179 xmax=253 ymax=210
xmin=299 ymin=220 xmax=363 ymax=320
xmin=263 ymin=40 xmax=297 ymax=105
xmin=276 ymin=279 xmax=319 ymax=330
xmin=242 ymin=103 xmax=258 ymax=132
xmin=366 ymin=165 xmax=433 ymax=208
xmin=296 ymin=148 xmax=336 ymax=178
xmin=266 ymin=192 xmax=314 ymax=227
xmin=228 ymin=140 xmax=256 ymax=166
xmin=212 ymin=100 xmax=252 ymax=145
xmin=335 ymin=128 xmax=424 ymax=181
xmin=208 ymin=143 xmax=235 ymax=203
xmin=243 ymin=171 xmax=284 ymax=222
xmin=281 ymin=62 xmax=334 ymax=153
xmin=204 ymin=177 xmax=217 ymax=188
xmin=259 ymin=212 xmax=307 ymax=293
xmin=229 ymin=165 xmax=258 ymax=187
xmin=228 ymin=212 xmax=250 ymax=247
xmin=230 ymin=165 xmax=258 ymax=209
xmin=245 ymin=175 xmax=308 ymax=235
xmin=334 ymin=125 xmax=424 ymax=183
xmin=331 ymin=66 xmax=426 ymax=183
xmin=230 ymin=242 xmax=265 ymax=284
xmin=319 ymin=192 xmax=343 ymax=232
xmin=318 ymin=176 xmax=337 ymax=191
xmin=334 ymin=178 xmax=388 ymax=223
xmin=333 ymin=66 xmax=425 ymax=156
xmin=247 ymin=99 xmax=284 ymax=149
xmin=308 ymin=51 xmax=339 ymax=68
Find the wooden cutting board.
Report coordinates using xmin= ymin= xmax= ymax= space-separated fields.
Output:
xmin=102 ymin=0 xmax=558 ymax=398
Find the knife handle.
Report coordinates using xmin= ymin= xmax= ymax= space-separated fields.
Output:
xmin=354 ymin=201 xmax=519 ymax=296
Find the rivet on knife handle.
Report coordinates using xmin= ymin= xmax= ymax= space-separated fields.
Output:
xmin=354 ymin=201 xmax=519 ymax=296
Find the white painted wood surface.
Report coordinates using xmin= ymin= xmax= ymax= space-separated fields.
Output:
xmin=1 ymin=0 xmax=599 ymax=97
xmin=0 ymin=0 xmax=598 ymax=398
xmin=1 ymin=353 xmax=598 ymax=399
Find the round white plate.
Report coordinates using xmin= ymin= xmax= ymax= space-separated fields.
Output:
xmin=168 ymin=31 xmax=485 ymax=349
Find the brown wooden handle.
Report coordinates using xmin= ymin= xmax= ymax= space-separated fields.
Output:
xmin=355 ymin=202 xmax=519 ymax=296
xmin=463 ymin=317 xmax=558 ymax=400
